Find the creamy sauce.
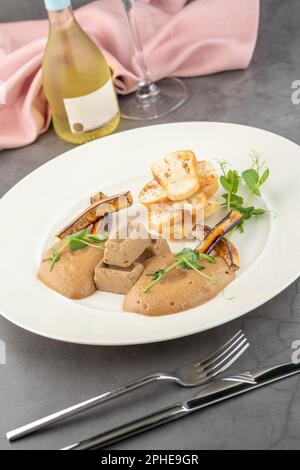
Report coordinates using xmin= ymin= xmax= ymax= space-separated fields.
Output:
xmin=123 ymin=253 xmax=235 ymax=316
xmin=37 ymin=240 xmax=103 ymax=299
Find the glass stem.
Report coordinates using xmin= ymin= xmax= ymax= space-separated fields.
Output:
xmin=122 ymin=0 xmax=159 ymax=100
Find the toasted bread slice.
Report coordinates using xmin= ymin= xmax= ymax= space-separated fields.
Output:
xmin=186 ymin=191 xmax=207 ymax=217
xmin=151 ymin=150 xmax=200 ymax=201
xmin=197 ymin=161 xmax=219 ymax=196
xmin=139 ymin=179 xmax=168 ymax=207
xmin=148 ymin=204 xmax=183 ymax=231
xmin=204 ymin=196 xmax=219 ymax=218
xmin=147 ymin=194 xmax=218 ymax=239
xmin=149 ymin=208 xmax=194 ymax=240
xmin=187 ymin=192 xmax=219 ymax=218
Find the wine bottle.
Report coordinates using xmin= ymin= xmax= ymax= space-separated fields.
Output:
xmin=42 ymin=0 xmax=120 ymax=144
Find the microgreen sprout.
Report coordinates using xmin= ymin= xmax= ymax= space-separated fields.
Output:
xmin=218 ymin=152 xmax=270 ymax=233
xmin=144 ymin=248 xmax=216 ymax=293
xmin=44 ymin=229 xmax=107 ymax=271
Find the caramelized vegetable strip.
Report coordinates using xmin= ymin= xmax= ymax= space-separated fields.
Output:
xmin=194 ymin=224 xmax=240 ymax=270
xmin=57 ymin=191 xmax=133 ymax=239
xmin=90 ymin=192 xmax=107 ymax=205
xmin=214 ymin=238 xmax=240 ymax=271
xmin=90 ymin=192 xmax=107 ymax=234
xmin=197 ymin=210 xmax=242 ymax=255
xmin=90 ymin=219 xmax=102 ymax=235
xmin=90 ymin=215 xmax=113 ymax=235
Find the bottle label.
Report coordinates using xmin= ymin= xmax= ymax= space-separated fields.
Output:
xmin=63 ymin=78 xmax=119 ymax=134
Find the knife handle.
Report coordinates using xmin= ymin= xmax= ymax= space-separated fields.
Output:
xmin=61 ymin=404 xmax=188 ymax=450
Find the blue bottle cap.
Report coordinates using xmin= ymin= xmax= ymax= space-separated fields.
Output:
xmin=44 ymin=0 xmax=71 ymax=11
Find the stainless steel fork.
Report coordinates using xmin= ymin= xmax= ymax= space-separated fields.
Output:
xmin=7 ymin=330 xmax=249 ymax=442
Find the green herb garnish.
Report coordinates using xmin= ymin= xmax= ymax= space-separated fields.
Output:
xmin=143 ymin=248 xmax=216 ymax=293
xmin=44 ymin=229 xmax=107 ymax=271
xmin=218 ymin=150 xmax=270 ymax=232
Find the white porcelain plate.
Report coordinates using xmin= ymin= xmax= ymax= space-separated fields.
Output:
xmin=1 ymin=122 xmax=300 ymax=345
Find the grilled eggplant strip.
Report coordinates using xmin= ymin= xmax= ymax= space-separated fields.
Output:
xmin=90 ymin=192 xmax=107 ymax=205
xmin=193 ymin=224 xmax=240 ymax=270
xmin=90 ymin=219 xmax=102 ymax=235
xmin=90 ymin=192 xmax=107 ymax=234
xmin=90 ymin=214 xmax=112 ymax=235
xmin=57 ymin=191 xmax=133 ymax=239
xmin=213 ymin=237 xmax=240 ymax=271
xmin=196 ymin=210 xmax=242 ymax=255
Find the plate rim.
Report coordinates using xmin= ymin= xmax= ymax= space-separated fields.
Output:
xmin=1 ymin=121 xmax=299 ymax=345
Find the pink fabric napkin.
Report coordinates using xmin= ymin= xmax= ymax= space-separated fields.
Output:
xmin=0 ymin=0 xmax=260 ymax=150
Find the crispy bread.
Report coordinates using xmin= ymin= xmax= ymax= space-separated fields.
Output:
xmin=139 ymin=179 xmax=168 ymax=207
xmin=197 ymin=160 xmax=219 ymax=196
xmin=151 ymin=150 xmax=200 ymax=201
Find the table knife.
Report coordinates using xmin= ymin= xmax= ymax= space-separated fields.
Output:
xmin=61 ymin=361 xmax=300 ymax=450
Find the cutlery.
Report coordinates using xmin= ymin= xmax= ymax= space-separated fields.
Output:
xmin=7 ymin=330 xmax=248 ymax=442
xmin=61 ymin=361 xmax=300 ymax=450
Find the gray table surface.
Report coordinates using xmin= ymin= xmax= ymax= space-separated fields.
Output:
xmin=0 ymin=0 xmax=300 ymax=451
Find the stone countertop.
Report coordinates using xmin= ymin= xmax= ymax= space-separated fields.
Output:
xmin=0 ymin=0 xmax=299 ymax=450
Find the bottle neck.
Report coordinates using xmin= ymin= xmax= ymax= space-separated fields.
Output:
xmin=48 ymin=6 xmax=75 ymax=29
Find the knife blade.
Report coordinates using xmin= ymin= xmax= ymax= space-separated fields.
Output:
xmin=61 ymin=362 xmax=300 ymax=450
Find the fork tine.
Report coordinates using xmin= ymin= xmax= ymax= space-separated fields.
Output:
xmin=198 ymin=330 xmax=245 ymax=368
xmin=201 ymin=336 xmax=248 ymax=373
xmin=203 ymin=342 xmax=250 ymax=381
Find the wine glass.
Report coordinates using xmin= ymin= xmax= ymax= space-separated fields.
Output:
xmin=120 ymin=0 xmax=189 ymax=120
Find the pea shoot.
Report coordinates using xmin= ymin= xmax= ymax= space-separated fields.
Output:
xmin=218 ymin=150 xmax=270 ymax=233
xmin=144 ymin=248 xmax=216 ymax=293
xmin=44 ymin=229 xmax=107 ymax=271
